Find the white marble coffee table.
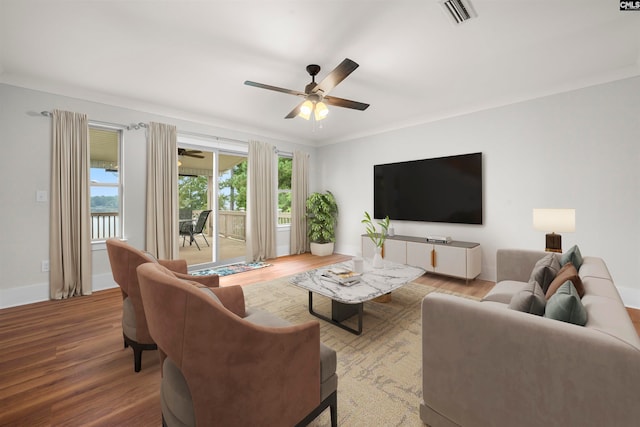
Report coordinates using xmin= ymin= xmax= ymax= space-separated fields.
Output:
xmin=289 ymin=259 xmax=425 ymax=335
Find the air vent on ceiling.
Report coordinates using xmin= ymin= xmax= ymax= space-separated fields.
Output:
xmin=440 ymin=0 xmax=476 ymax=24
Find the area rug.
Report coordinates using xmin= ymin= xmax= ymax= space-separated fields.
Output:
xmin=241 ymin=277 xmax=479 ymax=427
xmin=190 ymin=261 xmax=272 ymax=277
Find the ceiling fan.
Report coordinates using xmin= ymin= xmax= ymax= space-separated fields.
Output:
xmin=178 ymin=148 xmax=205 ymax=159
xmin=244 ymin=58 xmax=370 ymax=121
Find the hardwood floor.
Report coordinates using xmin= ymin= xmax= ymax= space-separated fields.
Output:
xmin=1 ymin=253 xmax=638 ymax=426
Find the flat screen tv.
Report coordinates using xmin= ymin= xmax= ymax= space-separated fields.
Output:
xmin=374 ymin=152 xmax=483 ymax=225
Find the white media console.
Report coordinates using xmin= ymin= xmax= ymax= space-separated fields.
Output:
xmin=361 ymin=234 xmax=482 ymax=282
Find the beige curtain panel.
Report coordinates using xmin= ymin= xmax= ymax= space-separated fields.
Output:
xmin=49 ymin=109 xmax=92 ymax=299
xmin=145 ymin=122 xmax=178 ymax=259
xmin=290 ymin=150 xmax=310 ymax=255
xmin=247 ymin=140 xmax=277 ymax=261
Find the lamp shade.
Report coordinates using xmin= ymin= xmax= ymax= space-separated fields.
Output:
xmin=314 ymin=101 xmax=329 ymax=121
xmin=533 ymin=209 xmax=575 ymax=232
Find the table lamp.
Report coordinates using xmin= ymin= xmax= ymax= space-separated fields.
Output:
xmin=533 ymin=208 xmax=575 ymax=253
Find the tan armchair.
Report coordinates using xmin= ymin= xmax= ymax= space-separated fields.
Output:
xmin=136 ymin=262 xmax=338 ymax=427
xmin=106 ymin=239 xmax=219 ymax=372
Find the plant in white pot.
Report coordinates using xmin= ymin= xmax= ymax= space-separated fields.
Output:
xmin=362 ymin=211 xmax=390 ymax=268
xmin=306 ymin=191 xmax=339 ymax=256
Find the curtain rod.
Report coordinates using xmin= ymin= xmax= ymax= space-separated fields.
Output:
xmin=40 ymin=111 xmax=141 ymax=130
xmin=41 ymin=111 xmax=292 ymax=154
xmin=177 ymin=129 xmax=247 ymax=146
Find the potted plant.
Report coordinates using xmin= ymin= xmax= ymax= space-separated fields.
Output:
xmin=362 ymin=211 xmax=390 ymax=268
xmin=306 ymin=191 xmax=339 ymax=256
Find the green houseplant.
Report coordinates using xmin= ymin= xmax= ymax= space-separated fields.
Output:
xmin=362 ymin=211 xmax=390 ymax=268
xmin=306 ymin=191 xmax=339 ymax=256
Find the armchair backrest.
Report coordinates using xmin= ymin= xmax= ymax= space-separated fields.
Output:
xmin=137 ymin=262 xmax=322 ymax=426
xmin=106 ymin=239 xmax=154 ymax=298
xmin=106 ymin=239 xmax=162 ymax=344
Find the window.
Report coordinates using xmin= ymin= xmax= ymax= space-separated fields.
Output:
xmin=89 ymin=126 xmax=122 ymax=240
xmin=277 ymin=156 xmax=292 ymax=226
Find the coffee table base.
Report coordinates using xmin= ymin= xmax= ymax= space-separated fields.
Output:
xmin=308 ymin=292 xmax=363 ymax=335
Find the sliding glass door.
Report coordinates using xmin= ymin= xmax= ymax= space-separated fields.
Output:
xmin=177 ymin=145 xmax=247 ymax=269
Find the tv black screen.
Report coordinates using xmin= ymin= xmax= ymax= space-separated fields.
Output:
xmin=373 ymin=152 xmax=483 ymax=224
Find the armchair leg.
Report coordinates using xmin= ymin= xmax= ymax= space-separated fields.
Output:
xmin=330 ymin=392 xmax=337 ymax=427
xmin=295 ymin=391 xmax=337 ymax=427
xmin=123 ymin=334 xmax=157 ymax=373
xmin=201 ymin=233 xmax=210 ymax=247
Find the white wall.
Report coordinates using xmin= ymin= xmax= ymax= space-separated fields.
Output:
xmin=0 ymin=83 xmax=316 ymax=308
xmin=2 ymin=77 xmax=639 ymax=308
xmin=317 ymin=76 xmax=640 ymax=306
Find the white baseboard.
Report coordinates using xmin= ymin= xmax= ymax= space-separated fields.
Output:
xmin=0 ymin=273 xmax=117 ymax=309
xmin=92 ymin=272 xmax=118 ymax=292
xmin=618 ymin=286 xmax=640 ymax=309
xmin=0 ymin=282 xmax=49 ymax=309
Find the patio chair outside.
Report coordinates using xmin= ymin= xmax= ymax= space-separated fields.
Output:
xmin=180 ymin=209 xmax=212 ymax=250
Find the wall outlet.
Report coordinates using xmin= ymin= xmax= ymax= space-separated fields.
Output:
xmin=41 ymin=260 xmax=49 ymax=272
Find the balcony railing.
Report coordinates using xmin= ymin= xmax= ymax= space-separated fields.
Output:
xmin=91 ymin=212 xmax=119 ymax=240
xmin=92 ymin=210 xmax=292 ymax=241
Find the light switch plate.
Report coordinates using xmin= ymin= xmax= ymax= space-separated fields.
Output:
xmin=36 ymin=190 xmax=48 ymax=202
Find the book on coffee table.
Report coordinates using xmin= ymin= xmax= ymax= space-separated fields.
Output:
xmin=321 ymin=268 xmax=361 ymax=286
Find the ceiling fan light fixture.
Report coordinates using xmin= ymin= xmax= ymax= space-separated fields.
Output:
xmin=314 ymin=101 xmax=329 ymax=121
xmin=299 ymin=100 xmax=313 ymax=120
xmin=440 ymin=0 xmax=476 ymax=24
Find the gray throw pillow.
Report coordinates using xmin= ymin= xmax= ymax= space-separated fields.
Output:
xmin=560 ymin=244 xmax=584 ymax=270
xmin=508 ymin=280 xmax=546 ymax=316
xmin=529 ymin=253 xmax=561 ymax=293
xmin=544 ymin=281 xmax=588 ymax=326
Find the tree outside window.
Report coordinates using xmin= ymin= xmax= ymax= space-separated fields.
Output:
xmin=278 ymin=157 xmax=292 ymax=225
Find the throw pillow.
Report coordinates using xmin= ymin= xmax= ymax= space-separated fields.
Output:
xmin=529 ymin=253 xmax=561 ymax=293
xmin=546 ymin=263 xmax=584 ymax=300
xmin=544 ymin=281 xmax=588 ymax=326
xmin=560 ymin=245 xmax=584 ymax=270
xmin=508 ymin=280 xmax=546 ymax=316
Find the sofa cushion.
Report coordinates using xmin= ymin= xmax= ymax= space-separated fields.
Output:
xmin=161 ymin=357 xmax=195 ymax=427
xmin=198 ymin=286 xmax=223 ymax=304
xmin=122 ymin=296 xmax=137 ymax=341
xmin=508 ymin=280 xmax=546 ymax=316
xmin=560 ymin=244 xmax=584 ymax=270
xmin=581 ymin=295 xmax=640 ymax=347
xmin=482 ymin=280 xmax=531 ymax=304
xmin=581 ymin=276 xmax=623 ymax=300
xmin=578 ymin=257 xmax=610 ymax=280
xmin=544 ymin=281 xmax=588 ymax=326
xmin=546 ymin=263 xmax=584 ymax=300
xmin=529 ymin=253 xmax=561 ymax=293
xmin=143 ymin=251 xmax=159 ymax=264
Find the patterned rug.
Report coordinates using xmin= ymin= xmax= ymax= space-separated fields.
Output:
xmin=241 ymin=277 xmax=479 ymax=427
xmin=190 ymin=261 xmax=272 ymax=277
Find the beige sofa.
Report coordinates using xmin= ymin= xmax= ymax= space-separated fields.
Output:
xmin=420 ymin=248 xmax=640 ymax=427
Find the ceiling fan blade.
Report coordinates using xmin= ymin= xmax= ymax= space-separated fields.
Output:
xmin=186 ymin=153 xmax=205 ymax=159
xmin=244 ymin=80 xmax=306 ymax=97
xmin=285 ymin=101 xmax=305 ymax=119
xmin=324 ymin=95 xmax=370 ymax=111
xmin=313 ymin=58 xmax=360 ymax=95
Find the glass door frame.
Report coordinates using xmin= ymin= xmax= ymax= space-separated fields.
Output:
xmin=177 ymin=135 xmax=248 ymax=271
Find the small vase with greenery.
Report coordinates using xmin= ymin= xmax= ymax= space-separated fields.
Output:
xmin=361 ymin=211 xmax=390 ymax=268
xmin=306 ymin=191 xmax=339 ymax=256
